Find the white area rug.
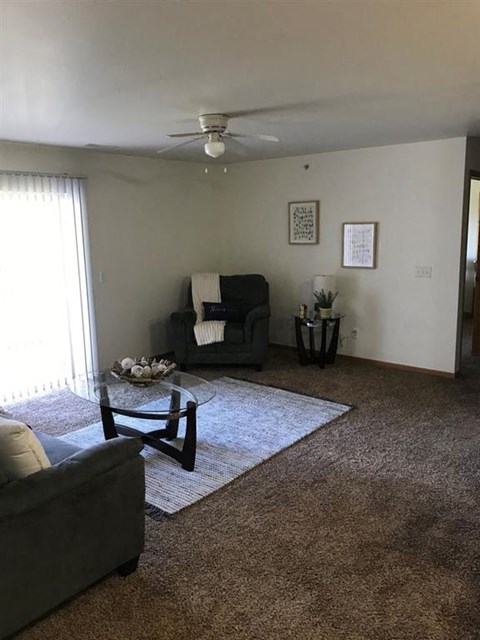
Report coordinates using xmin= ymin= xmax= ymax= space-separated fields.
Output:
xmin=60 ymin=377 xmax=351 ymax=514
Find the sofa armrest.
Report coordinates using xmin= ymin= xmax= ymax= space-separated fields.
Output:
xmin=170 ymin=308 xmax=197 ymax=362
xmin=0 ymin=437 xmax=145 ymax=639
xmin=244 ymin=303 xmax=271 ymax=341
xmin=171 ymin=307 xmax=197 ymax=325
xmin=0 ymin=437 xmax=143 ymax=519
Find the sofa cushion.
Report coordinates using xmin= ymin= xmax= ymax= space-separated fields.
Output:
xmin=224 ymin=322 xmax=245 ymax=344
xmin=0 ymin=418 xmax=51 ymax=482
xmin=36 ymin=432 xmax=82 ymax=465
xmin=220 ymin=274 xmax=268 ymax=307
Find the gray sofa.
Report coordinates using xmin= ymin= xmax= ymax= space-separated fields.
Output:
xmin=0 ymin=429 xmax=145 ymax=639
xmin=170 ymin=274 xmax=270 ymax=370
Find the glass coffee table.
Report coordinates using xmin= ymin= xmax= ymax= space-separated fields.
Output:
xmin=70 ymin=370 xmax=215 ymax=471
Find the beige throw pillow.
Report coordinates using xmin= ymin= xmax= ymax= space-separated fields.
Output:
xmin=0 ymin=417 xmax=51 ymax=482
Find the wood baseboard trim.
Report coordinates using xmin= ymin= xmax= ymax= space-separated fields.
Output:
xmin=270 ymin=343 xmax=296 ymax=351
xmin=336 ymin=354 xmax=455 ymax=378
xmin=269 ymin=343 xmax=454 ymax=378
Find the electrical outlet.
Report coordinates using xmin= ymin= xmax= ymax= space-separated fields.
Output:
xmin=414 ymin=265 xmax=432 ymax=278
xmin=351 ymin=328 xmax=358 ymax=339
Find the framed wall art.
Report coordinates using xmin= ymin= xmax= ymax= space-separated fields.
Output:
xmin=288 ymin=200 xmax=319 ymax=244
xmin=342 ymin=222 xmax=378 ymax=268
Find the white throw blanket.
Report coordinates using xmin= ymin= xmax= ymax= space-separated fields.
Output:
xmin=192 ymin=273 xmax=226 ymax=346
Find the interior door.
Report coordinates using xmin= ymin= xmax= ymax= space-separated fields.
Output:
xmin=472 ymin=190 xmax=480 ymax=355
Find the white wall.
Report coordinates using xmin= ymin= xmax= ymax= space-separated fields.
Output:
xmin=220 ymin=138 xmax=466 ymax=374
xmin=0 ymin=142 xmax=222 ymax=367
xmin=1 ymin=138 xmax=468 ymax=374
xmin=464 ymin=179 xmax=480 ymax=313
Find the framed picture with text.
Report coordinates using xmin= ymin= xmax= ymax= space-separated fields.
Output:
xmin=289 ymin=200 xmax=319 ymax=244
xmin=342 ymin=222 xmax=378 ymax=268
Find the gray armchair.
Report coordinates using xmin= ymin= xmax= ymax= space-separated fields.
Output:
xmin=170 ymin=274 xmax=270 ymax=370
xmin=0 ymin=431 xmax=145 ymax=639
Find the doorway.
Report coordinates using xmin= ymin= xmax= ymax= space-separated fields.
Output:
xmin=461 ymin=175 xmax=480 ymax=373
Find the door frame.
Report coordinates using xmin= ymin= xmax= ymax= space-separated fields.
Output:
xmin=471 ymin=177 xmax=480 ymax=354
xmin=458 ymin=169 xmax=480 ymax=371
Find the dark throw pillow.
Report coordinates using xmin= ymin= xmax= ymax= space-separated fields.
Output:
xmin=203 ymin=302 xmax=242 ymax=322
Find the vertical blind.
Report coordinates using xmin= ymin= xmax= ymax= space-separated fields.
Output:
xmin=0 ymin=173 xmax=97 ymax=402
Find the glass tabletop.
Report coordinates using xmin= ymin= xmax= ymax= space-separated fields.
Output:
xmin=69 ymin=370 xmax=216 ymax=415
xmin=295 ymin=313 xmax=345 ymax=326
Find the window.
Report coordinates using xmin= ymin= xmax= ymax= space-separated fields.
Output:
xmin=0 ymin=173 xmax=96 ymax=401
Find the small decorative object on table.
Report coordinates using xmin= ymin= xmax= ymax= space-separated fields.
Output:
xmin=111 ymin=357 xmax=176 ymax=385
xmin=314 ymin=289 xmax=338 ymax=318
xmin=299 ymin=304 xmax=308 ymax=319
xmin=313 ymin=274 xmax=338 ymax=319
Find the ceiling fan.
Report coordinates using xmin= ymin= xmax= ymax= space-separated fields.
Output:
xmin=157 ymin=113 xmax=280 ymax=158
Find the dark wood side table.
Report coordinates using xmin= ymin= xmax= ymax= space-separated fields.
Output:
xmin=294 ymin=314 xmax=344 ymax=369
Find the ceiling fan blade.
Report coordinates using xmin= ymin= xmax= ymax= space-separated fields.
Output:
xmin=85 ymin=143 xmax=121 ymax=150
xmin=156 ymin=136 xmax=205 ymax=154
xmin=167 ymin=132 xmax=203 ymax=138
xmin=254 ymin=134 xmax=280 ymax=142
xmin=224 ymin=136 xmax=248 ymax=156
xmin=227 ymin=132 xmax=280 ymax=143
xmin=226 ymin=106 xmax=298 ymax=119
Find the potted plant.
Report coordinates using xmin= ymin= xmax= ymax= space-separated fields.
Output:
xmin=314 ymin=288 xmax=338 ymax=319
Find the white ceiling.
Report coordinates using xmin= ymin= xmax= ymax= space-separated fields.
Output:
xmin=1 ymin=0 xmax=479 ymax=163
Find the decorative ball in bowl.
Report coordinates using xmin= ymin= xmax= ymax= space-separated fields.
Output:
xmin=111 ymin=357 xmax=177 ymax=385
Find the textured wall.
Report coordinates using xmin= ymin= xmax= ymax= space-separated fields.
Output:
xmin=220 ymin=138 xmax=466 ymax=374
xmin=1 ymin=137 xmax=468 ymax=374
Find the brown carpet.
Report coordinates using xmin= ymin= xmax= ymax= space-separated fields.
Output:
xmin=8 ymin=332 xmax=480 ymax=640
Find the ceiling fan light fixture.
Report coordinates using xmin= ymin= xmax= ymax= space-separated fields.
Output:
xmin=204 ymin=133 xmax=225 ymax=158
xmin=161 ymin=114 xmax=279 ymax=157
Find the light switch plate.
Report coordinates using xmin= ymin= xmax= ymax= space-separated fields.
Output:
xmin=414 ymin=266 xmax=432 ymax=278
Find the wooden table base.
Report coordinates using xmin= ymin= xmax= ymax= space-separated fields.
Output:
xmin=294 ymin=315 xmax=342 ymax=369
xmin=100 ymin=399 xmax=198 ymax=471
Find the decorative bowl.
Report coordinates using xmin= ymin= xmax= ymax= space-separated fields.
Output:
xmin=110 ymin=357 xmax=177 ymax=386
